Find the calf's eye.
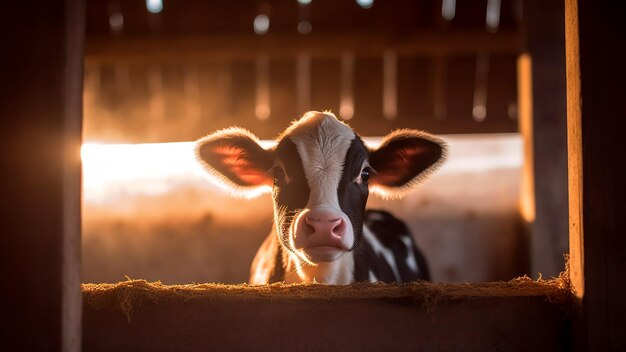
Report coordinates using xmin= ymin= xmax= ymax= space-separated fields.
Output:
xmin=360 ymin=169 xmax=370 ymax=183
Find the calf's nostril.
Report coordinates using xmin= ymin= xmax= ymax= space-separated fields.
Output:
xmin=330 ymin=218 xmax=345 ymax=237
xmin=305 ymin=216 xmax=320 ymax=224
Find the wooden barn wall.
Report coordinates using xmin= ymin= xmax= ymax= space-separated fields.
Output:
xmin=82 ymin=0 xmax=522 ymax=142
xmin=0 ymin=0 xmax=84 ymax=351
xmin=83 ymin=54 xmax=519 ymax=143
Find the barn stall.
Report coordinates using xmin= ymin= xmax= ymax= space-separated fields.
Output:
xmin=78 ymin=0 xmax=569 ymax=349
xmin=82 ymin=0 xmax=539 ymax=285
xmin=4 ymin=0 xmax=626 ymax=351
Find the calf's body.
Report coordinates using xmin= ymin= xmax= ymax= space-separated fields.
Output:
xmin=196 ymin=112 xmax=446 ymax=284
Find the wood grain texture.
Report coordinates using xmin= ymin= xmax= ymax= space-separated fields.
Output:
xmin=83 ymin=280 xmax=570 ymax=352
xmin=0 ymin=1 xmax=84 ymax=351
xmin=566 ymin=0 xmax=626 ymax=351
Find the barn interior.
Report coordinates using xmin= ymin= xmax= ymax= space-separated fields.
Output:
xmin=81 ymin=0 xmax=567 ymax=285
xmin=2 ymin=0 xmax=625 ymax=351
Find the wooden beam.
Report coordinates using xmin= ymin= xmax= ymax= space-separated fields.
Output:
xmin=566 ymin=0 xmax=626 ymax=350
xmin=0 ymin=1 xmax=84 ymax=351
xmin=85 ymin=31 xmax=522 ymax=65
xmin=83 ymin=280 xmax=570 ymax=351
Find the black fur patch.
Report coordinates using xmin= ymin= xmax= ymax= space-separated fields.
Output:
xmin=337 ymin=137 xmax=369 ymax=251
xmin=272 ymin=138 xmax=309 ymax=250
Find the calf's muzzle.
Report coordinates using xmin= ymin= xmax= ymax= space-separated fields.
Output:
xmin=293 ymin=207 xmax=353 ymax=263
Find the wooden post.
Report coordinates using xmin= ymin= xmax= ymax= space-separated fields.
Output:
xmin=566 ymin=0 xmax=626 ymax=350
xmin=0 ymin=1 xmax=84 ymax=351
xmin=522 ymin=0 xmax=569 ymax=279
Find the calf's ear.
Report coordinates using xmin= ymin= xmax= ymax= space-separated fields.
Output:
xmin=195 ymin=127 xmax=274 ymax=198
xmin=369 ymin=129 xmax=447 ymax=199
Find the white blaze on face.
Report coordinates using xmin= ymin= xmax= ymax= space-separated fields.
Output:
xmin=286 ymin=112 xmax=356 ymax=210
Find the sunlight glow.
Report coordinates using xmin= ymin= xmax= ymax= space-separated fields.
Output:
xmin=297 ymin=20 xmax=312 ymax=34
xmin=356 ymin=0 xmax=374 ymax=9
xmin=254 ymin=14 xmax=270 ymax=35
xmin=442 ymin=0 xmax=456 ymax=20
xmin=81 ymin=142 xmax=199 ymax=202
xmin=81 ymin=135 xmax=520 ymax=204
xmin=109 ymin=12 xmax=124 ymax=32
xmin=146 ymin=0 xmax=163 ymax=14
xmin=486 ymin=0 xmax=501 ymax=32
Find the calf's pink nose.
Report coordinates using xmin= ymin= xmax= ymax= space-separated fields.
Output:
xmin=305 ymin=209 xmax=346 ymax=239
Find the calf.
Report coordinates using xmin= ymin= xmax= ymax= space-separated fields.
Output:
xmin=195 ymin=111 xmax=446 ymax=284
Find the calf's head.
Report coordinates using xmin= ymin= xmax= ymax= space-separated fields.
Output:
xmin=195 ymin=111 xmax=446 ymax=281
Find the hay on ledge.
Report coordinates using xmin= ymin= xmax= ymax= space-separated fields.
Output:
xmin=82 ymin=268 xmax=571 ymax=322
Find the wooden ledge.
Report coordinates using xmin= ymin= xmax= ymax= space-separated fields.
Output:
xmin=83 ymin=276 xmax=571 ymax=351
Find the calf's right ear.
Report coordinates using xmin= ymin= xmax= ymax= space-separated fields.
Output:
xmin=195 ymin=127 xmax=274 ymax=198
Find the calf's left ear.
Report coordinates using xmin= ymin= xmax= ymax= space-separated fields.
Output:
xmin=195 ymin=127 xmax=274 ymax=198
xmin=369 ymin=129 xmax=447 ymax=199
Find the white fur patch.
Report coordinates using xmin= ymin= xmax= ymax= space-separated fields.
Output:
xmin=368 ymin=270 xmax=378 ymax=282
xmin=363 ymin=226 xmax=401 ymax=282
xmin=284 ymin=251 xmax=355 ymax=284
xmin=284 ymin=111 xmax=355 ymax=210
xmin=400 ymin=236 xmax=418 ymax=273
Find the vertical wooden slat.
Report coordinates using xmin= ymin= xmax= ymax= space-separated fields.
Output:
xmin=255 ymin=54 xmax=271 ymax=121
xmin=63 ymin=2 xmax=84 ymax=350
xmin=183 ymin=65 xmax=202 ymax=126
xmin=0 ymin=1 xmax=84 ymax=351
xmin=472 ymin=53 xmax=489 ymax=122
xmin=382 ymin=50 xmax=397 ymax=120
xmin=148 ymin=66 xmax=165 ymax=122
xmin=565 ymin=2 xmax=585 ymax=350
xmin=296 ymin=52 xmax=311 ymax=114
xmin=566 ymin=0 xmax=626 ymax=350
xmin=432 ymin=55 xmax=448 ymax=121
xmin=565 ymin=0 xmax=584 ymax=302
xmin=340 ymin=51 xmax=355 ymax=120
xmin=517 ymin=54 xmax=535 ymax=229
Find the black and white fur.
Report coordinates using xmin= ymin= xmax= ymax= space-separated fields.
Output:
xmin=195 ymin=111 xmax=446 ymax=284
